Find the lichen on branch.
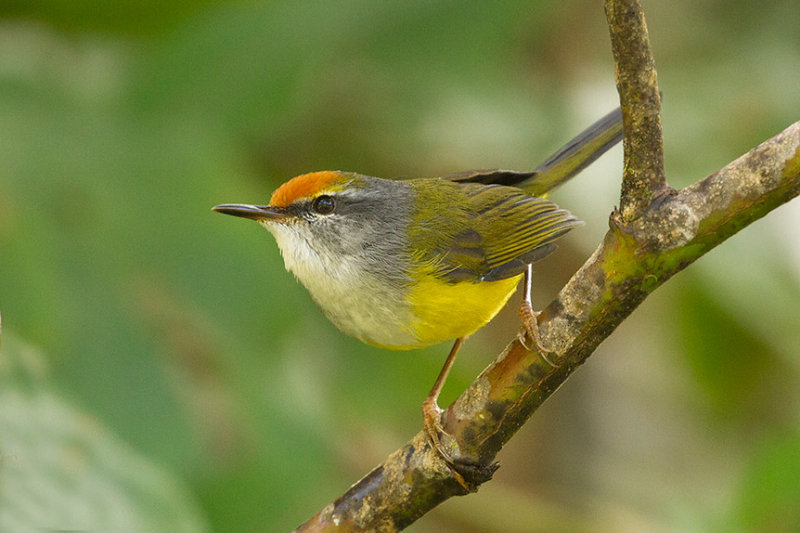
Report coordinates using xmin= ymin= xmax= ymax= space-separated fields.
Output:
xmin=294 ymin=0 xmax=800 ymax=529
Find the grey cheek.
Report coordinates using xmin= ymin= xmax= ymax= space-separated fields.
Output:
xmin=308 ymin=220 xmax=357 ymax=259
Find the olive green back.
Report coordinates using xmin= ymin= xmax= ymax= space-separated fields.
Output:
xmin=407 ymin=180 xmax=582 ymax=283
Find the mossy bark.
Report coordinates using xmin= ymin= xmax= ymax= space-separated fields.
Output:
xmin=295 ymin=0 xmax=800 ymax=529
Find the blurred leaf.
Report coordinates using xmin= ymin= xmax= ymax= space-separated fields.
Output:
xmin=0 ymin=331 xmax=209 ymax=532
xmin=733 ymin=432 xmax=800 ymax=532
xmin=676 ymin=233 xmax=800 ymax=425
xmin=0 ymin=0 xmax=234 ymax=36
xmin=676 ymin=274 xmax=779 ymax=420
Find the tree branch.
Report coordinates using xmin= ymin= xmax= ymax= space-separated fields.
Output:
xmin=295 ymin=121 xmax=800 ymax=532
xmin=295 ymin=2 xmax=800 ymax=530
xmin=605 ymin=0 xmax=667 ymax=220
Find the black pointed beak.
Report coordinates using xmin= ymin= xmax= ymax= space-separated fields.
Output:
xmin=212 ymin=203 xmax=289 ymax=221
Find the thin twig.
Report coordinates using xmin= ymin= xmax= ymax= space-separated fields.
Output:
xmin=605 ymin=0 xmax=667 ymax=220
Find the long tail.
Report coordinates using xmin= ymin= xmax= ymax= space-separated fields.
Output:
xmin=445 ymin=107 xmax=623 ymax=196
xmin=525 ymin=107 xmax=623 ymax=195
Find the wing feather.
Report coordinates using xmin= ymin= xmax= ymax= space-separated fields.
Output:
xmin=408 ymin=180 xmax=582 ymax=283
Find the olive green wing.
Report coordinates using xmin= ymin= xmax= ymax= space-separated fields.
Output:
xmin=408 ymin=180 xmax=582 ymax=283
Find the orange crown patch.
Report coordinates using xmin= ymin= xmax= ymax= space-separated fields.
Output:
xmin=269 ymin=171 xmax=343 ymax=207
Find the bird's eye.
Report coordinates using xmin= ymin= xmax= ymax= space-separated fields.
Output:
xmin=312 ymin=195 xmax=335 ymax=215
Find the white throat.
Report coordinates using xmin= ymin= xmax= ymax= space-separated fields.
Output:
xmin=263 ymin=221 xmax=417 ymax=348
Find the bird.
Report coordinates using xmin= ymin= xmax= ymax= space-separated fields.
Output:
xmin=213 ymin=107 xmax=622 ymax=477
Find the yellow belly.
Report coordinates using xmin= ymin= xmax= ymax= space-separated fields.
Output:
xmin=404 ymin=273 xmax=522 ymax=348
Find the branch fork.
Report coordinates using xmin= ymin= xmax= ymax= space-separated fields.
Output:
xmin=295 ymin=0 xmax=800 ymax=529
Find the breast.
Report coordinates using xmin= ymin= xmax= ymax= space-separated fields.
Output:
xmin=267 ymin=221 xmax=421 ymax=349
xmin=406 ymin=271 xmax=521 ymax=346
xmin=309 ymin=268 xmax=421 ymax=350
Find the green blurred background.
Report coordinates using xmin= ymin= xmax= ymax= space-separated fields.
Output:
xmin=1 ymin=0 xmax=799 ymax=531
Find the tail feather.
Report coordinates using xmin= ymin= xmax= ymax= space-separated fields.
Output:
xmin=525 ymin=107 xmax=623 ymax=196
xmin=444 ymin=107 xmax=623 ymax=196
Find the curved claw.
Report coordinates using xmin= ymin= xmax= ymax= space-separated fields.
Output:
xmin=421 ymin=399 xmax=469 ymax=489
xmin=421 ymin=399 xmax=497 ymax=491
xmin=518 ymin=302 xmax=559 ymax=367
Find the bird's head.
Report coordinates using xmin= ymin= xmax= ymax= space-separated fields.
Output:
xmin=213 ymin=171 xmax=412 ymax=278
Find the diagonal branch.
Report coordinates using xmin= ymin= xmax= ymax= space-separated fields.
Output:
xmin=296 ymin=120 xmax=800 ymax=532
xmin=605 ymin=0 xmax=667 ymax=220
xmin=294 ymin=1 xmax=800 ymax=530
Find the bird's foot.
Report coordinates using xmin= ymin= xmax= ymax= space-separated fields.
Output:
xmin=421 ymin=398 xmax=498 ymax=491
xmin=518 ymin=300 xmax=559 ymax=367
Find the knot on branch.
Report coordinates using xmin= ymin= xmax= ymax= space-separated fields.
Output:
xmin=630 ymin=196 xmax=699 ymax=253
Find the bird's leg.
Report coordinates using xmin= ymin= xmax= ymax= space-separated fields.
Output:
xmin=422 ymin=336 xmax=463 ymax=455
xmin=518 ymin=264 xmax=558 ymax=367
xmin=421 ymin=337 xmax=473 ymax=489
